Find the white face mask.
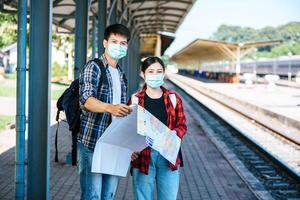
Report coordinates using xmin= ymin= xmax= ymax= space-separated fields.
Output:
xmin=107 ymin=43 xmax=127 ymax=60
xmin=145 ymin=74 xmax=165 ymax=88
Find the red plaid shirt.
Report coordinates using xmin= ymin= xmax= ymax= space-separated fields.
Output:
xmin=128 ymin=86 xmax=187 ymax=174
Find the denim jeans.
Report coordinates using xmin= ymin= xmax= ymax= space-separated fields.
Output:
xmin=132 ymin=149 xmax=180 ymax=200
xmin=77 ymin=142 xmax=119 ymax=200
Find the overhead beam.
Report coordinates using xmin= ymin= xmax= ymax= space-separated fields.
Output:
xmin=132 ymin=13 xmax=182 ymax=19
xmin=53 ymin=0 xmax=65 ymax=6
xmin=134 ymin=19 xmax=178 ymax=24
xmin=131 ymin=0 xmax=192 ymax=4
xmin=136 ymin=24 xmax=177 ymax=30
xmin=136 ymin=22 xmax=177 ymax=28
xmin=130 ymin=6 xmax=187 ymax=12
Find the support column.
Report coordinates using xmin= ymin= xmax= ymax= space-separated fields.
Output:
xmin=92 ymin=16 xmax=97 ymax=58
xmin=15 ymin=0 xmax=27 ymax=198
xmin=74 ymin=0 xmax=89 ymax=79
xmin=98 ymin=0 xmax=107 ymax=55
xmin=109 ymin=0 xmax=117 ymax=25
xmin=155 ymin=34 xmax=161 ymax=56
xmin=236 ymin=46 xmax=241 ymax=75
xmin=27 ymin=0 xmax=52 ymax=199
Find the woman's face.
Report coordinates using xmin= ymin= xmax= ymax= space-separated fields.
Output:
xmin=142 ymin=62 xmax=164 ymax=79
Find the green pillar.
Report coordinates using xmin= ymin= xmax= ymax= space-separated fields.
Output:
xmin=74 ymin=0 xmax=89 ymax=79
xmin=27 ymin=0 xmax=52 ymax=199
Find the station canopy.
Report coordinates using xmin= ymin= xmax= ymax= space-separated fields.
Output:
xmin=171 ymin=39 xmax=282 ymax=65
xmin=2 ymin=0 xmax=195 ymax=56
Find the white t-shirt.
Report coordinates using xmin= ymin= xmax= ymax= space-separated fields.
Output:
xmin=108 ymin=66 xmax=121 ymax=120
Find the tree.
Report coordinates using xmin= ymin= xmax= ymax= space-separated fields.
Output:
xmin=212 ymin=22 xmax=300 ymax=58
xmin=0 ymin=12 xmax=18 ymax=48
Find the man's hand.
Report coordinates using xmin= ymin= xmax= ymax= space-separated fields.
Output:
xmin=108 ymin=104 xmax=132 ymax=117
xmin=131 ymin=152 xmax=140 ymax=161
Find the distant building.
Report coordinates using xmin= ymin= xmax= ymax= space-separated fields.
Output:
xmin=0 ymin=42 xmax=69 ymax=74
xmin=0 ymin=43 xmax=17 ymax=73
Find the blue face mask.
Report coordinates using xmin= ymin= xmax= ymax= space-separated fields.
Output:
xmin=107 ymin=43 xmax=127 ymax=60
xmin=145 ymin=74 xmax=165 ymax=88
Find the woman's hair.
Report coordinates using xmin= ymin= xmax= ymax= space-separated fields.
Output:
xmin=141 ymin=56 xmax=165 ymax=73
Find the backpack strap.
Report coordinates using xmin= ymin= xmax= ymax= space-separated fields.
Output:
xmin=91 ymin=58 xmax=107 ymax=87
xmin=169 ymin=93 xmax=177 ymax=109
xmin=55 ymin=121 xmax=59 ymax=162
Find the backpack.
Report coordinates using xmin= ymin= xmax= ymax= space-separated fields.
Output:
xmin=55 ymin=58 xmax=107 ymax=165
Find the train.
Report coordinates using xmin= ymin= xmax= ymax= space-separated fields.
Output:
xmin=179 ymin=57 xmax=300 ymax=79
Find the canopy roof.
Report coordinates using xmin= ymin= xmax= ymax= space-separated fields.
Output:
xmin=3 ymin=0 xmax=195 ymax=55
xmin=171 ymin=39 xmax=282 ymax=65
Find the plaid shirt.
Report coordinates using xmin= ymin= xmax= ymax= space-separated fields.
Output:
xmin=78 ymin=55 xmax=127 ymax=150
xmin=128 ymin=86 xmax=187 ymax=174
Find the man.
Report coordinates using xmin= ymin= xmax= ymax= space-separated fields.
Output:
xmin=78 ymin=24 xmax=132 ymax=200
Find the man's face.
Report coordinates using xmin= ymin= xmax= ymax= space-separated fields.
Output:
xmin=103 ymin=33 xmax=128 ymax=49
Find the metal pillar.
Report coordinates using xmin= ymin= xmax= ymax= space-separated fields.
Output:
xmin=74 ymin=0 xmax=89 ymax=79
xmin=155 ymin=34 xmax=161 ymax=56
xmin=15 ymin=0 xmax=27 ymax=198
xmin=236 ymin=46 xmax=241 ymax=75
xmin=27 ymin=0 xmax=52 ymax=199
xmin=92 ymin=16 xmax=97 ymax=58
xmin=98 ymin=0 xmax=107 ymax=55
xmin=108 ymin=0 xmax=117 ymax=25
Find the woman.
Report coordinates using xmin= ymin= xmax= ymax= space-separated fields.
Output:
xmin=129 ymin=56 xmax=187 ymax=200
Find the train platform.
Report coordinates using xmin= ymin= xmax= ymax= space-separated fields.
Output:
xmin=0 ymin=89 xmax=258 ymax=200
xmin=275 ymin=80 xmax=300 ymax=89
xmin=167 ymin=73 xmax=300 ymax=177
xmin=168 ymin=73 xmax=300 ymax=143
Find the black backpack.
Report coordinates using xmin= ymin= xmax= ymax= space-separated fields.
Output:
xmin=55 ymin=58 xmax=107 ymax=165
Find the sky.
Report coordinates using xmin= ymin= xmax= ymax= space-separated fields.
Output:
xmin=164 ymin=0 xmax=300 ymax=56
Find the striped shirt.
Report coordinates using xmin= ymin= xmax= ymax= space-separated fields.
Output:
xmin=78 ymin=55 xmax=127 ymax=150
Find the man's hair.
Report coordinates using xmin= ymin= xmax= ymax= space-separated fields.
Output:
xmin=141 ymin=56 xmax=165 ymax=73
xmin=104 ymin=24 xmax=131 ymax=42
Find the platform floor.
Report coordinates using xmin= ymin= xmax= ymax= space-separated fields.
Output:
xmin=0 ymin=89 xmax=257 ymax=200
xmin=194 ymin=77 xmax=300 ymax=123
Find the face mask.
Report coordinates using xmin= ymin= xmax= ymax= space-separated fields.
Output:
xmin=107 ymin=43 xmax=127 ymax=60
xmin=145 ymin=74 xmax=164 ymax=88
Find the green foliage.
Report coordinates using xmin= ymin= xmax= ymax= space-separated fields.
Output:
xmin=0 ymin=86 xmax=16 ymax=97
xmin=3 ymin=73 xmax=16 ymax=79
xmin=0 ymin=115 xmax=14 ymax=132
xmin=52 ymin=33 xmax=74 ymax=51
xmin=52 ymin=61 xmax=68 ymax=77
xmin=51 ymin=89 xmax=67 ymax=100
xmin=160 ymin=55 xmax=174 ymax=65
xmin=0 ymin=12 xmax=18 ymax=48
xmin=212 ymin=22 xmax=300 ymax=58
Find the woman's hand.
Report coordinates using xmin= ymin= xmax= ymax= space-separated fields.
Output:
xmin=131 ymin=152 xmax=140 ymax=161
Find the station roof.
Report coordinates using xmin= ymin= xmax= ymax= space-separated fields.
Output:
xmin=2 ymin=0 xmax=195 ymax=55
xmin=171 ymin=39 xmax=282 ymax=65
xmin=140 ymin=33 xmax=174 ymax=57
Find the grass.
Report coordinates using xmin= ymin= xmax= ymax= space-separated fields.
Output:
xmin=3 ymin=73 xmax=16 ymax=80
xmin=0 ymin=86 xmax=16 ymax=97
xmin=0 ymin=87 xmax=65 ymax=100
xmin=0 ymin=115 xmax=14 ymax=132
xmin=51 ymin=89 xmax=66 ymax=101
xmin=0 ymin=78 xmax=68 ymax=100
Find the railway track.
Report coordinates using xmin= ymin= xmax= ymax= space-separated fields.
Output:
xmin=166 ymin=76 xmax=300 ymax=200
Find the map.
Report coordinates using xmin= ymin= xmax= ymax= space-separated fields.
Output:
xmin=137 ymin=105 xmax=181 ymax=164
